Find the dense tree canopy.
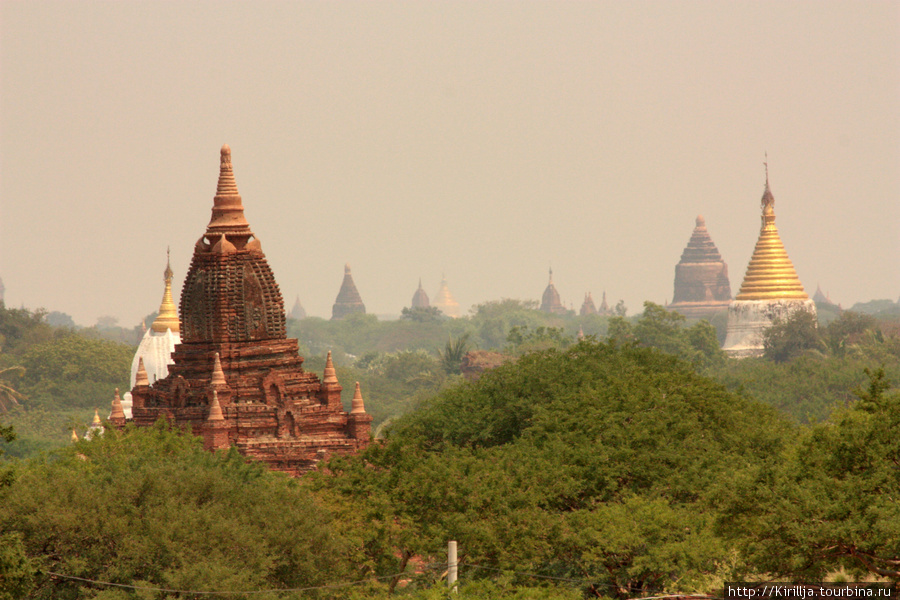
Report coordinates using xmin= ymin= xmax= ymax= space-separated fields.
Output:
xmin=0 ymin=422 xmax=353 ymax=599
xmin=312 ymin=340 xmax=791 ymax=598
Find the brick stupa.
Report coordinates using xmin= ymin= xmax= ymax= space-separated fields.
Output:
xmin=131 ymin=145 xmax=372 ymax=475
xmin=540 ymin=269 xmax=566 ymax=315
xmin=410 ymin=279 xmax=430 ymax=309
xmin=331 ymin=264 xmax=366 ymax=320
xmin=667 ymin=216 xmax=732 ymax=320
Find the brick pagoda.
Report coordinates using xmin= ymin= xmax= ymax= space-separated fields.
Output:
xmin=667 ymin=215 xmax=732 ymax=320
xmin=131 ymin=145 xmax=372 ymax=475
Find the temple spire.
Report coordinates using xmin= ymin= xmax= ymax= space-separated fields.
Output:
xmin=734 ymin=168 xmax=808 ymax=301
xmin=151 ymin=248 xmax=180 ymax=333
xmin=350 ymin=381 xmax=366 ymax=414
xmin=135 ymin=357 xmax=150 ymax=387
xmin=323 ymin=350 xmax=338 ymax=384
xmin=206 ymin=144 xmax=250 ymax=233
xmin=207 ymin=390 xmax=224 ymax=422
xmin=210 ymin=352 xmax=226 ymax=386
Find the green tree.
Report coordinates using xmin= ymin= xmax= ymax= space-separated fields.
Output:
xmin=0 ymin=422 xmax=353 ymax=599
xmin=763 ymin=309 xmax=824 ymax=363
xmin=314 ymin=340 xmax=789 ymax=597
xmin=718 ymin=368 xmax=900 ymax=579
xmin=19 ymin=334 xmax=132 ymax=411
xmin=439 ymin=334 xmax=470 ymax=374
xmin=0 ymin=366 xmax=26 ymax=413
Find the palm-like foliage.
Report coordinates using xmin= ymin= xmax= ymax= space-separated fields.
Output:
xmin=0 ymin=366 xmax=26 ymax=413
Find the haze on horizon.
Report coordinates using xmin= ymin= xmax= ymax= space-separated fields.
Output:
xmin=1 ymin=1 xmax=897 ymax=328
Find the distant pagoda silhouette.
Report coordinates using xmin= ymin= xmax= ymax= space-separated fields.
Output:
xmin=410 ymin=279 xmax=430 ymax=309
xmin=667 ymin=215 xmax=732 ymax=320
xmin=131 ymin=145 xmax=371 ymax=475
xmin=433 ymin=274 xmax=460 ymax=318
xmin=331 ymin=264 xmax=366 ymax=320
xmin=540 ymin=269 xmax=566 ymax=315
xmin=722 ymin=166 xmax=815 ymax=357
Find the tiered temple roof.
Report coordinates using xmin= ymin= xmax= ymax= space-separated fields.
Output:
xmin=290 ymin=295 xmax=307 ymax=320
xmin=540 ymin=269 xmax=566 ymax=315
xmin=332 ymin=264 xmax=366 ymax=320
xmin=411 ymin=279 xmax=430 ymax=309
xmin=580 ymin=292 xmax=597 ymax=316
xmin=131 ymin=145 xmax=371 ymax=475
xmin=668 ymin=215 xmax=732 ymax=319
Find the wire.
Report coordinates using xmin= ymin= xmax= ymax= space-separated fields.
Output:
xmin=44 ymin=569 xmax=420 ymax=596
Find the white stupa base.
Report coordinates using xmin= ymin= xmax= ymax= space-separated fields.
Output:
xmin=722 ymin=299 xmax=816 ymax=358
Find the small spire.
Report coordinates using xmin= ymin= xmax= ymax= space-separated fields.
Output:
xmin=345 ymin=263 xmax=351 ymax=274
xmin=151 ymin=250 xmax=180 ymax=333
xmin=549 ymin=267 xmax=554 ymax=284
xmin=207 ymin=390 xmax=224 ymax=422
xmin=696 ymin=214 xmax=705 ymax=227
xmin=210 ymin=352 xmax=226 ymax=386
xmin=323 ymin=351 xmax=338 ymax=384
xmin=577 ymin=326 xmax=585 ymax=340
xmin=350 ymin=382 xmax=366 ymax=414
xmin=71 ymin=428 xmax=79 ymax=443
xmin=135 ymin=357 xmax=150 ymax=387
xmin=206 ymin=144 xmax=250 ymax=232
xmin=110 ymin=388 xmax=126 ymax=420
xmin=92 ymin=408 xmax=102 ymax=426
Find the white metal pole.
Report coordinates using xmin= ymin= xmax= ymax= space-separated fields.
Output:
xmin=448 ymin=540 xmax=458 ymax=593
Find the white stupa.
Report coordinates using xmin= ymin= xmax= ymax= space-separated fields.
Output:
xmin=121 ymin=252 xmax=181 ymax=417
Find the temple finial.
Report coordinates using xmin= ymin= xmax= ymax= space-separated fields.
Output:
xmin=207 ymin=390 xmax=224 ymax=421
xmin=210 ymin=352 xmax=226 ymax=386
xmin=350 ymin=381 xmax=366 ymax=414
xmin=323 ymin=350 xmax=338 ymax=384
xmin=110 ymin=388 xmax=126 ymax=421
xmin=152 ymin=251 xmax=180 ymax=333
xmin=135 ymin=357 xmax=150 ymax=387
xmin=207 ymin=144 xmax=250 ymax=232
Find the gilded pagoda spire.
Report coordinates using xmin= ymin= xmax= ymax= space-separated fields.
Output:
xmin=734 ymin=170 xmax=808 ymax=301
xmin=151 ymin=248 xmax=181 ymax=333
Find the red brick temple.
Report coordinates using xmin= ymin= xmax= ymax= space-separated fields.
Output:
xmin=130 ymin=145 xmax=372 ymax=476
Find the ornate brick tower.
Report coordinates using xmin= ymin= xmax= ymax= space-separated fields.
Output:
xmin=131 ymin=145 xmax=371 ymax=475
xmin=667 ymin=215 xmax=732 ymax=320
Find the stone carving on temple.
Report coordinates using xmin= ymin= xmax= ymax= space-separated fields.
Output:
xmin=130 ymin=145 xmax=372 ymax=476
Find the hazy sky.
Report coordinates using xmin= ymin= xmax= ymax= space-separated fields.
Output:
xmin=2 ymin=1 xmax=898 ymax=327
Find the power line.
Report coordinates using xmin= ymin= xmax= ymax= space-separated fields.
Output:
xmin=43 ymin=569 xmax=423 ymax=596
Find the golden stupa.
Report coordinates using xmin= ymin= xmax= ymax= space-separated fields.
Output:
xmin=151 ymin=249 xmax=181 ymax=334
xmin=722 ymin=166 xmax=816 ymax=358
xmin=734 ymin=177 xmax=808 ymax=301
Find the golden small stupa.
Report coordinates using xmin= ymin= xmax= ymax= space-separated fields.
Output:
xmin=733 ymin=178 xmax=808 ymax=302
xmin=151 ymin=249 xmax=181 ymax=334
xmin=722 ymin=163 xmax=816 ymax=357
